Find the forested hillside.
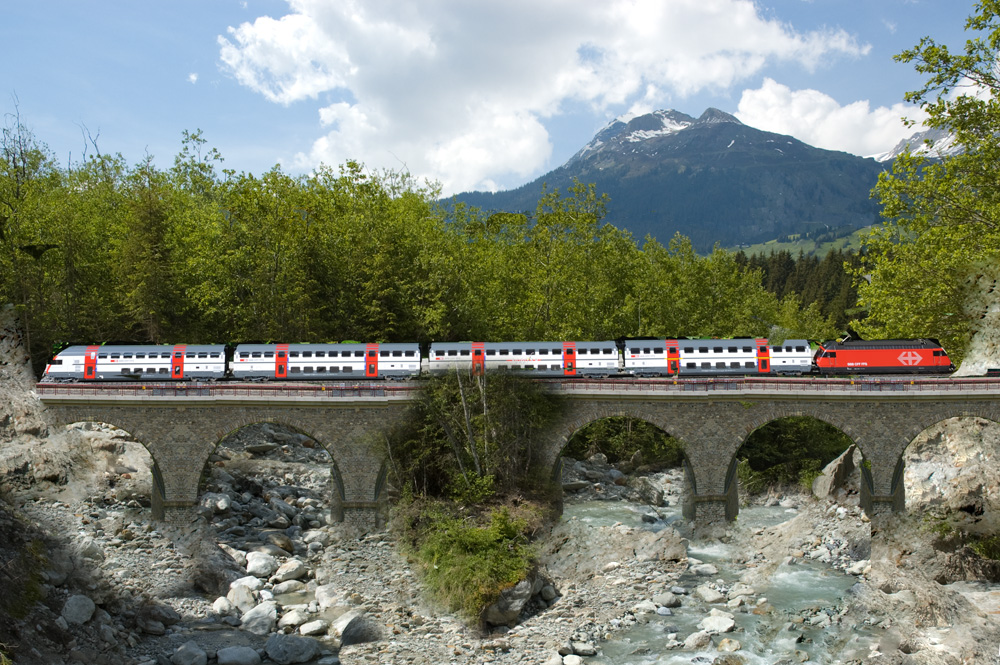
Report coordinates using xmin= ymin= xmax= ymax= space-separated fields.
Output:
xmin=0 ymin=125 xmax=841 ymax=377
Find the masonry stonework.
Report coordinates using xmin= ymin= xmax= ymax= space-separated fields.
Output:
xmin=39 ymin=388 xmax=1000 ymax=529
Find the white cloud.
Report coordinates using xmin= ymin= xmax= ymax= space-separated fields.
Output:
xmin=735 ymin=78 xmax=924 ymax=158
xmin=218 ymin=0 xmax=871 ymax=194
xmin=188 ymin=73 xmax=198 ymax=84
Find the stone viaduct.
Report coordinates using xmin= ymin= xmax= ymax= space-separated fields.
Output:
xmin=36 ymin=378 xmax=1000 ymax=529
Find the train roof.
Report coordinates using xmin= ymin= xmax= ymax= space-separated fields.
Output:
xmin=429 ymin=340 xmax=617 ymax=349
xmin=56 ymin=344 xmax=226 ymax=356
xmin=821 ymin=338 xmax=944 ymax=350
xmin=232 ymin=342 xmax=419 ymax=351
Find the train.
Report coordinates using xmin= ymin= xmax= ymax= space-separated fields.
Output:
xmin=41 ymin=335 xmax=957 ymax=382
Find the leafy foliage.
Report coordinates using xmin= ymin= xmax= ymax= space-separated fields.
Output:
xmin=857 ymin=1 xmax=1000 ymax=363
xmin=563 ymin=416 xmax=685 ymax=469
xmin=737 ymin=416 xmax=853 ymax=494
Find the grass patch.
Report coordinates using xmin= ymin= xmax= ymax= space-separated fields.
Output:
xmin=393 ymin=497 xmax=546 ymax=624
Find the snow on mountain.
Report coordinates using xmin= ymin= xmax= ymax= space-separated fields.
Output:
xmin=872 ymin=126 xmax=961 ymax=162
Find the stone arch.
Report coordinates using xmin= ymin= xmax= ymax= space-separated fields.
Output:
xmin=728 ymin=407 xmax=865 ymax=520
xmin=542 ymin=400 xmax=697 ymax=516
xmin=206 ymin=417 xmax=347 ymax=523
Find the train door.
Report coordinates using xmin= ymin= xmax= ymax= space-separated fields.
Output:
xmin=563 ymin=342 xmax=577 ymax=377
xmin=275 ymin=344 xmax=289 ymax=379
xmin=84 ymin=345 xmax=100 ymax=380
xmin=472 ymin=342 xmax=485 ymax=376
xmin=666 ymin=339 xmax=680 ymax=375
xmin=755 ymin=338 xmax=770 ymax=373
xmin=171 ymin=344 xmax=187 ymax=379
xmin=366 ymin=343 xmax=379 ymax=378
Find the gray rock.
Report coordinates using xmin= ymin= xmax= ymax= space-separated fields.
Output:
xmin=61 ymin=594 xmax=96 ymax=625
xmin=540 ymin=584 xmax=558 ymax=601
xmin=695 ymin=585 xmax=726 ymax=603
xmin=272 ymin=559 xmax=308 ymax=583
xmin=812 ymin=444 xmax=858 ymax=500
xmin=684 ymin=630 xmax=712 ymax=649
xmin=483 ymin=579 xmax=533 ymax=626
xmin=633 ymin=600 xmax=657 ymax=614
xmin=213 ymin=597 xmax=235 ymax=616
xmin=278 ymin=609 xmax=309 ymax=629
xmin=240 ymin=601 xmax=278 ymax=635
xmin=653 ymin=592 xmax=681 ymax=608
xmin=299 ymin=619 xmax=329 ymax=636
xmin=272 ymin=580 xmax=307 ymax=595
xmin=170 ymin=641 xmax=208 ymax=665
xmin=246 ymin=552 xmax=280 ymax=578
xmin=216 ymin=646 xmax=262 ymax=665
xmin=699 ymin=611 xmax=736 ymax=633
xmin=263 ymin=634 xmax=321 ymax=664
xmin=314 ymin=583 xmax=340 ymax=609
xmin=331 ymin=609 xmax=381 ymax=646
xmin=227 ymin=584 xmax=257 ymax=614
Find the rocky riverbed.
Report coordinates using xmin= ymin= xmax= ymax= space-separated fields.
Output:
xmin=4 ymin=314 xmax=1000 ymax=664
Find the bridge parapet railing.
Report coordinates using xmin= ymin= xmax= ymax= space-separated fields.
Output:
xmin=540 ymin=376 xmax=1000 ymax=395
xmin=35 ymin=382 xmax=423 ymax=400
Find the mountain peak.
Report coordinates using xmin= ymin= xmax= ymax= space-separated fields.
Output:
xmin=696 ymin=108 xmax=741 ymax=125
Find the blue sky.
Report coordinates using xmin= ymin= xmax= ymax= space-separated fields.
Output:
xmin=1 ymin=1 xmax=973 ymax=195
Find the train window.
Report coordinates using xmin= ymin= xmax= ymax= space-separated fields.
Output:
xmin=264 ymin=352 xmax=274 ymax=358
xmin=771 ymin=346 xmax=781 ymax=352
xmin=135 ymin=353 xmax=145 ymax=359
xmin=252 ymin=352 xmax=261 ymax=358
xmin=330 ymin=366 xmax=339 ymax=372
xmin=186 ymin=352 xmax=195 ymax=358
xmin=173 ymin=352 xmax=182 ymax=358
xmin=290 ymin=367 xmax=301 ymax=373
xmin=473 ymin=350 xmax=482 ymax=357
xmin=745 ymin=361 xmax=755 ymax=368
xmin=316 ymin=366 xmax=325 ymax=372
xmin=684 ymin=347 xmax=694 ymax=354
xmin=159 ymin=368 xmax=168 ymax=374
xmin=525 ymin=365 xmax=534 ymax=370
xmin=460 ymin=350 xmax=470 ymax=356
xmin=160 ymin=352 xmax=169 ymax=358
xmin=730 ymin=362 xmax=740 ymax=368
xmin=303 ymin=351 xmax=313 ymax=358
xmin=111 ymin=353 xmax=121 ymax=359
xmin=328 ymin=351 xmax=338 ymax=358
xmin=393 ymin=351 xmax=403 ymax=357
xmin=826 ymin=352 xmax=837 ymax=358
xmin=539 ymin=349 xmax=549 ymax=355
xmin=701 ymin=362 xmax=711 ymax=368
xmin=447 ymin=350 xmax=458 ymax=356
xmin=355 ymin=351 xmax=364 ymax=357
xmin=380 ymin=351 xmax=389 ymax=357
xmin=759 ymin=346 xmax=767 ymax=353
xmin=526 ymin=349 xmax=535 ymax=355
xmin=343 ymin=366 xmax=353 ymax=372
xmin=686 ymin=362 xmax=696 ymax=369
xmin=717 ymin=362 xmax=726 ymax=368
xmin=147 ymin=368 xmax=156 ymax=373
xmin=486 ymin=350 xmax=496 ymax=356
xmin=500 ymin=349 xmax=509 ymax=355
xmin=643 ymin=348 xmax=651 ymax=354
xmin=314 ymin=351 xmax=325 ymax=357
xmin=98 ymin=353 xmax=107 ymax=359
xmin=369 ymin=351 xmax=378 ymax=358
xmin=629 ymin=347 xmax=639 ymax=354
xmin=605 ymin=348 xmax=614 ymax=354
xmin=698 ymin=347 xmax=708 ymax=353
xmin=124 ymin=353 xmax=133 ymax=359
xmin=198 ymin=352 xmax=208 ymax=358
xmin=713 ymin=347 xmax=722 ymax=353
xmin=796 ymin=346 xmax=806 ymax=353
xmin=121 ymin=368 xmax=130 ymax=375
xmin=933 ymin=350 xmax=942 ymax=356
xmin=513 ymin=349 xmax=522 ymax=355
xmin=406 ymin=351 xmax=416 ymax=357
xmin=654 ymin=347 xmax=663 ymax=354
xmin=211 ymin=353 xmax=221 ymax=359
xmin=727 ymin=347 xmax=737 ymax=353
xmin=743 ymin=346 xmax=752 ymax=353
xmin=239 ymin=352 xmax=250 ymax=358
xmin=303 ymin=367 xmax=314 ymax=373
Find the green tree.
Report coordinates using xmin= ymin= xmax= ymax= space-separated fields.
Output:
xmin=858 ymin=1 xmax=1000 ymax=362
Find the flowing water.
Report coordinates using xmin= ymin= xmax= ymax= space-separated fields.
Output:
xmin=566 ymin=500 xmax=879 ymax=664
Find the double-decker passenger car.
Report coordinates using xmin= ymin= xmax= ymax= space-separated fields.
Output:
xmin=426 ymin=341 xmax=620 ymax=377
xmin=44 ymin=344 xmax=227 ymax=381
xmin=230 ymin=343 xmax=421 ymax=380
xmin=814 ymin=337 xmax=954 ymax=374
xmin=623 ymin=338 xmax=812 ymax=376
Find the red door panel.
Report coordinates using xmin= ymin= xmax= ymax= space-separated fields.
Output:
xmin=275 ymin=344 xmax=289 ymax=379
xmin=171 ymin=344 xmax=186 ymax=379
xmin=563 ymin=342 xmax=577 ymax=376
xmin=84 ymin=345 xmax=100 ymax=380
xmin=366 ymin=343 xmax=379 ymax=378
xmin=755 ymin=338 xmax=770 ymax=373
xmin=472 ymin=342 xmax=485 ymax=376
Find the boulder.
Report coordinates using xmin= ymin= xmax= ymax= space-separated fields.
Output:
xmin=812 ymin=444 xmax=858 ymax=500
xmin=246 ymin=552 xmax=280 ymax=578
xmin=240 ymin=601 xmax=278 ymax=635
xmin=314 ymin=583 xmax=340 ymax=609
xmin=272 ymin=559 xmax=308 ymax=583
xmin=216 ymin=646 xmax=262 ymax=665
xmin=227 ymin=584 xmax=257 ymax=614
xmin=61 ymin=595 xmax=96 ymax=625
xmin=299 ymin=619 xmax=329 ymax=636
xmin=170 ymin=641 xmax=208 ymax=665
xmin=684 ymin=630 xmax=712 ymax=649
xmin=695 ymin=585 xmax=725 ymax=603
xmin=263 ymin=634 xmax=321 ymax=664
xmin=331 ymin=609 xmax=381 ymax=646
xmin=483 ymin=579 xmax=533 ymax=626
xmin=278 ymin=609 xmax=309 ymax=629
